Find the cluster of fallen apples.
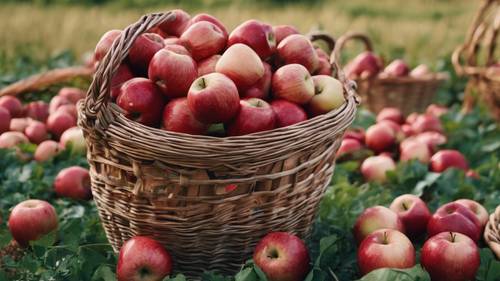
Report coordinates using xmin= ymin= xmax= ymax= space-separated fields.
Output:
xmin=336 ymin=104 xmax=477 ymax=183
xmin=93 ymin=9 xmax=345 ymax=136
xmin=354 ymin=195 xmax=488 ymax=280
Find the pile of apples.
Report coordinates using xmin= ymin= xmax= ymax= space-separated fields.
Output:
xmin=93 ymin=9 xmax=345 ymax=136
xmin=336 ymin=104 xmax=477 ymax=183
xmin=344 ymin=49 xmax=436 ymax=79
xmin=354 ymin=195 xmax=487 ymax=281
xmin=0 ymin=90 xmax=87 ymax=162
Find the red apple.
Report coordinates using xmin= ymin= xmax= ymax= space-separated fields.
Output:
xmin=148 ymin=49 xmax=197 ymax=98
xmin=401 ymin=124 xmax=414 ymax=137
xmin=315 ymin=47 xmax=330 ymax=61
xmin=353 ymin=206 xmax=405 ymax=243
xmin=399 ymin=138 xmax=431 ymax=163
xmin=273 ymin=25 xmax=300 ymax=44
xmin=345 ymin=51 xmax=382 ymax=79
xmin=128 ymin=33 xmax=164 ymax=75
xmin=216 ymin=43 xmax=264 ymax=90
xmin=58 ymin=87 xmax=85 ymax=104
xmin=197 ymin=55 xmax=220 ymax=76
xmin=163 ymin=37 xmax=180 ymax=45
xmin=241 ymin=62 xmax=272 ymax=100
xmin=427 ymin=202 xmax=482 ymax=241
xmin=308 ymin=75 xmax=345 ymax=116
xmin=180 ymin=21 xmax=226 ymax=61
xmin=344 ymin=128 xmax=365 ymax=143
xmin=365 ymin=123 xmax=396 ymax=153
xmin=228 ymin=19 xmax=276 ymax=60
xmin=117 ymin=78 xmax=165 ymax=126
xmin=0 ymin=96 xmax=23 ymax=117
xmin=187 ymin=73 xmax=240 ymax=124
xmin=117 ymin=236 xmax=173 ymax=281
xmin=377 ymin=120 xmax=404 ymax=141
xmin=162 ymin=98 xmax=208 ymax=135
xmin=430 ymin=150 xmax=468 ymax=173
xmin=158 ymin=9 xmax=191 ymax=37
xmin=47 ymin=111 xmax=76 ymax=139
xmin=0 ymin=131 xmax=29 ymax=148
xmin=60 ymin=127 xmax=86 ymax=154
xmin=314 ymin=58 xmax=332 ymax=75
xmin=227 ymin=98 xmax=275 ymax=136
xmin=454 ymin=199 xmax=489 ymax=229
xmin=426 ymin=104 xmax=448 ymax=117
xmin=411 ymin=114 xmax=442 ymax=133
xmin=405 ymin=112 xmax=418 ymax=124
xmin=270 ymin=99 xmax=308 ymax=128
xmin=421 ymin=232 xmax=480 ymax=281
xmin=336 ymin=138 xmax=363 ymax=158
xmin=360 ymin=155 xmax=396 ymax=183
xmin=0 ymin=106 xmax=11 ymax=134
xmin=24 ymin=121 xmax=48 ymax=144
xmin=110 ymin=64 xmax=135 ymax=99
xmin=389 ymin=194 xmax=431 ymax=238
xmin=25 ymin=101 xmax=49 ymax=122
xmin=49 ymin=95 xmax=72 ymax=114
xmin=54 ymin=166 xmax=92 ymax=200
xmin=34 ymin=140 xmax=62 ymax=162
xmin=9 ymin=118 xmax=31 ymax=132
xmin=376 ymin=107 xmax=404 ymax=124
xmin=163 ymin=44 xmax=190 ymax=56
xmin=94 ymin=29 xmax=121 ymax=62
xmin=410 ymin=64 xmax=432 ymax=77
xmin=8 ymin=199 xmax=58 ymax=246
xmin=272 ymin=64 xmax=314 ymax=105
xmin=253 ymin=232 xmax=310 ymax=281
xmin=147 ymin=26 xmax=168 ymax=38
xmin=55 ymin=104 xmax=78 ymax=119
xmin=414 ymin=132 xmax=446 ymax=153
xmin=357 ymin=229 xmax=415 ymax=275
xmin=277 ymin=34 xmax=319 ymax=73
xmin=382 ymin=59 xmax=409 ymax=77
xmin=190 ymin=13 xmax=228 ymax=38
xmin=466 ymin=169 xmax=480 ymax=179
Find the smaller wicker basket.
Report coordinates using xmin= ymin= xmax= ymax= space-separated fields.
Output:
xmin=333 ymin=32 xmax=447 ymax=116
xmin=452 ymin=0 xmax=499 ymax=120
xmin=485 ymin=206 xmax=500 ymax=259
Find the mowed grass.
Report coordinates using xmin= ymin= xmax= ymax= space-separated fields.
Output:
xmin=0 ymin=0 xmax=477 ymax=67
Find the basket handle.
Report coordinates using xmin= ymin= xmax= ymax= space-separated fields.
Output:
xmin=331 ymin=32 xmax=374 ymax=68
xmin=308 ymin=31 xmax=336 ymax=54
xmin=83 ymin=12 xmax=175 ymax=122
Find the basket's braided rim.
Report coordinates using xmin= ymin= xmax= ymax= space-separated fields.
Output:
xmin=485 ymin=205 xmax=500 ymax=259
xmin=308 ymin=31 xmax=336 ymax=54
xmin=452 ymin=0 xmax=499 ymax=76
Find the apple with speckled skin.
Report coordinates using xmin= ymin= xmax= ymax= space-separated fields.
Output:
xmin=148 ymin=49 xmax=197 ymax=98
xmin=253 ymin=232 xmax=310 ymax=281
xmin=180 ymin=21 xmax=226 ymax=61
xmin=116 ymin=236 xmax=173 ymax=281
xmin=117 ymin=78 xmax=165 ymax=127
xmin=228 ymin=20 xmax=276 ymax=60
xmin=227 ymin=98 xmax=275 ymax=136
xmin=272 ymin=64 xmax=314 ymax=105
xmin=357 ymin=229 xmax=415 ymax=276
xmin=8 ymin=199 xmax=58 ymax=247
xmin=421 ymin=232 xmax=480 ymax=281
xmin=162 ymin=98 xmax=208 ymax=135
xmin=277 ymin=34 xmax=319 ymax=73
xmin=360 ymin=155 xmax=396 ymax=183
xmin=390 ymin=194 xmax=431 ymax=238
xmin=353 ymin=206 xmax=405 ymax=243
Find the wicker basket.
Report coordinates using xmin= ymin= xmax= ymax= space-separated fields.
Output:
xmin=333 ymin=32 xmax=447 ymax=116
xmin=77 ymin=12 xmax=358 ymax=277
xmin=452 ymin=0 xmax=499 ymax=120
xmin=485 ymin=206 xmax=500 ymax=259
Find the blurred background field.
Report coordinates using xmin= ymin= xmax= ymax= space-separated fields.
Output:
xmin=0 ymin=0 xmax=477 ymax=70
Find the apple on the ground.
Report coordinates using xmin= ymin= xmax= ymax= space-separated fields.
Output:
xmin=253 ymin=232 xmax=310 ymax=281
xmin=60 ymin=127 xmax=86 ymax=154
xmin=58 ymin=87 xmax=85 ymax=104
xmin=389 ymin=194 xmax=431 ymax=238
xmin=24 ymin=121 xmax=48 ymax=144
xmin=353 ymin=205 xmax=405 ymax=243
xmin=47 ymin=111 xmax=77 ymax=139
xmin=0 ymin=96 xmax=24 ymax=117
xmin=365 ymin=123 xmax=396 ymax=153
xmin=0 ymin=106 xmax=11 ymax=134
xmin=49 ymin=95 xmax=72 ymax=115
xmin=454 ymin=199 xmax=489 ymax=229
xmin=411 ymin=114 xmax=443 ymax=134
xmin=427 ymin=202 xmax=482 ymax=241
xmin=54 ymin=166 xmax=92 ymax=200
xmin=376 ymin=107 xmax=404 ymax=124
xmin=399 ymin=138 xmax=431 ymax=163
xmin=34 ymin=140 xmax=62 ymax=162
xmin=336 ymin=138 xmax=363 ymax=158
xmin=360 ymin=155 xmax=396 ymax=183
xmin=0 ymin=131 xmax=29 ymax=148
xmin=25 ymin=101 xmax=49 ymax=122
xmin=430 ymin=149 xmax=469 ymax=173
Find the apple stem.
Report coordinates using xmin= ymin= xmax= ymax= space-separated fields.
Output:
xmin=450 ymin=232 xmax=456 ymax=242
xmin=383 ymin=231 xmax=389 ymax=244
xmin=199 ymin=77 xmax=206 ymax=88
xmin=402 ymin=202 xmax=409 ymax=211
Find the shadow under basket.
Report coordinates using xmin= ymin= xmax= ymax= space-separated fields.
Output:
xmin=77 ymin=12 xmax=358 ymax=278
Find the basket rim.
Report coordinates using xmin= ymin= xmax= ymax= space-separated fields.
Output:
xmin=355 ymin=73 xmax=448 ymax=84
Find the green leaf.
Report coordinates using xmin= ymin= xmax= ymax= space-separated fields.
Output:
xmin=91 ymin=265 xmax=116 ymax=281
xmin=235 ymin=267 xmax=258 ymax=281
xmin=356 ymin=265 xmax=430 ymax=281
xmin=477 ymin=248 xmax=500 ymax=281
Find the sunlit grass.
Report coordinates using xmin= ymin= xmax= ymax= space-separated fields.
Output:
xmin=0 ymin=0 xmax=477 ymax=66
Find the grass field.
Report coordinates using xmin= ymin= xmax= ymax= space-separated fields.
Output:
xmin=0 ymin=0 xmax=477 ymax=68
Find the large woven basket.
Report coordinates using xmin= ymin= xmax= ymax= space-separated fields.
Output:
xmin=334 ymin=32 xmax=447 ymax=116
xmin=452 ymin=0 xmax=499 ymax=120
xmin=485 ymin=206 xmax=500 ymax=259
xmin=77 ymin=12 xmax=358 ymax=277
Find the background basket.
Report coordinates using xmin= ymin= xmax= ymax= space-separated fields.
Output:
xmin=485 ymin=206 xmax=500 ymax=259
xmin=334 ymin=32 xmax=447 ymax=116
xmin=77 ymin=12 xmax=358 ymax=277
xmin=452 ymin=0 xmax=499 ymax=120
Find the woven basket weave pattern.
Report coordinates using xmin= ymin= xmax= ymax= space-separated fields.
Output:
xmin=78 ymin=12 xmax=357 ymax=276
xmin=485 ymin=206 xmax=500 ymax=259
xmin=334 ymin=32 xmax=446 ymax=116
